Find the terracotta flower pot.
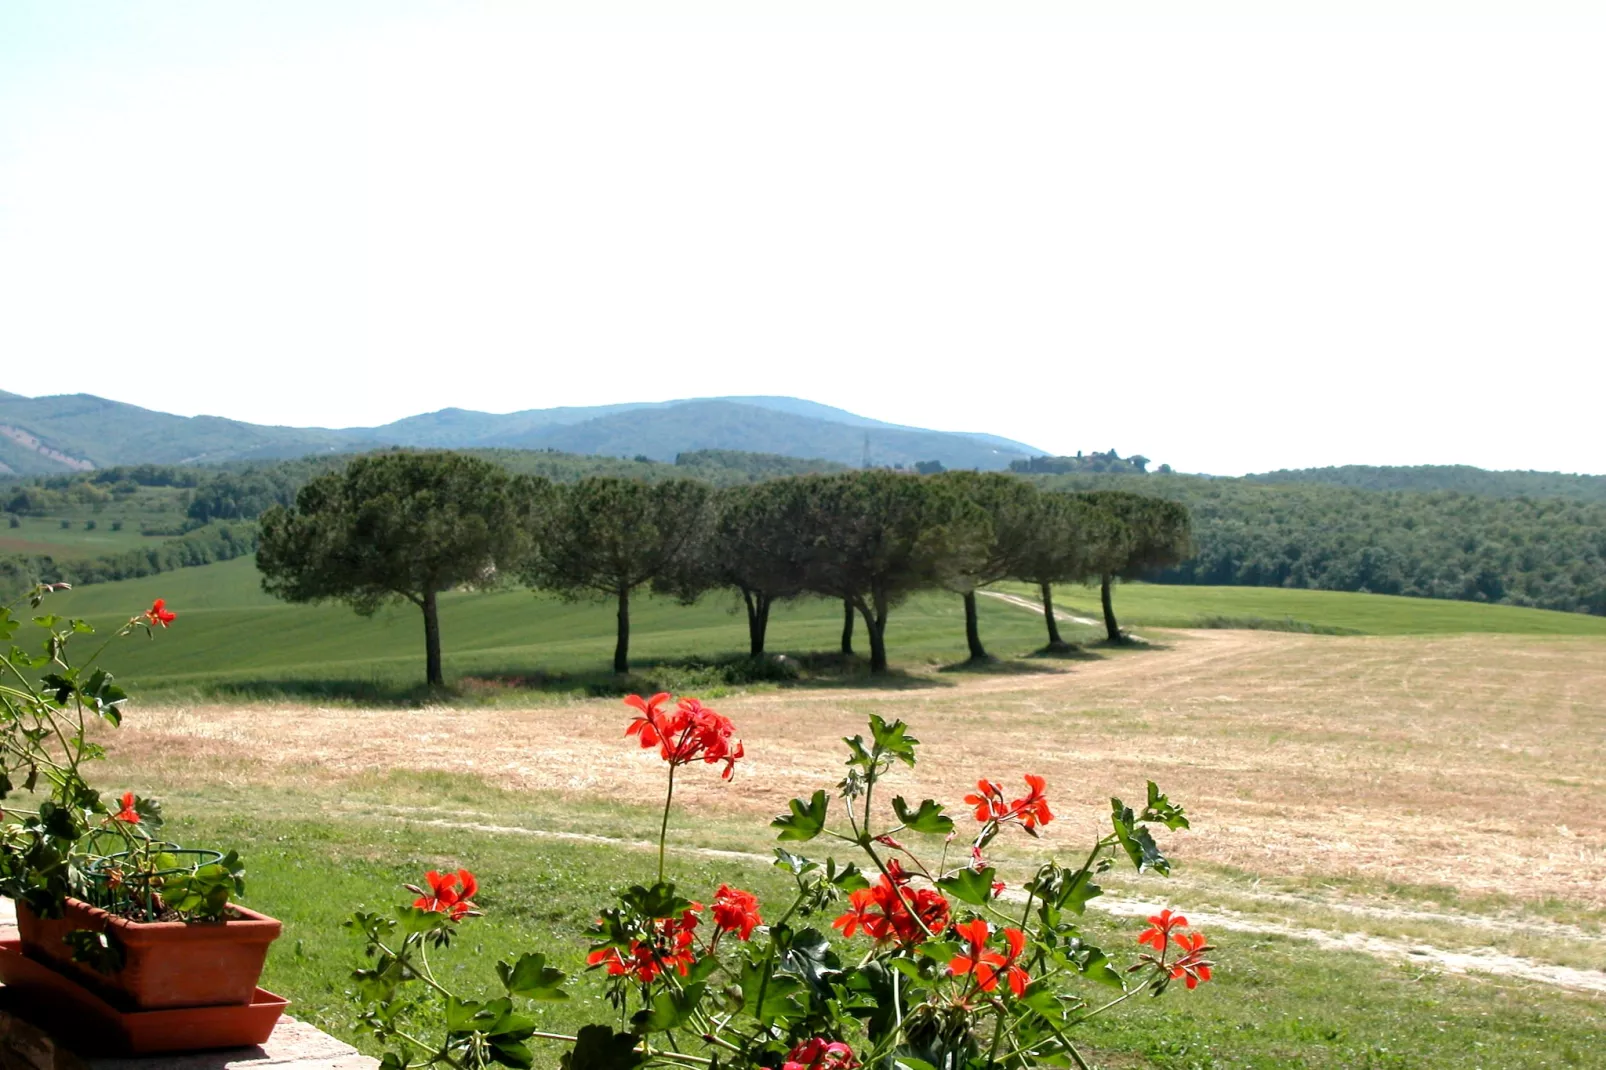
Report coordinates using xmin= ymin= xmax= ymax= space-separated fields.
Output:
xmin=14 ymin=897 xmax=281 ymax=1010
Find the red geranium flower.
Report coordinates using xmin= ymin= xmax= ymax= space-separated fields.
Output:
xmin=948 ymin=919 xmax=1032 ymax=997
xmin=587 ymin=903 xmax=702 ymax=982
xmin=144 ymin=599 xmax=176 ymax=628
xmin=965 ymin=774 xmax=1054 ymax=834
xmin=998 ymin=926 xmax=1031 ymax=996
xmin=963 ymin=779 xmax=1007 ymax=822
xmin=831 ymin=872 xmax=949 ymax=947
xmin=588 ymin=942 xmax=666 ymax=983
xmin=413 ymin=869 xmax=479 ymax=920
xmin=624 ymin=694 xmax=744 ymax=779
xmin=1009 ymin=774 xmax=1053 ymax=830
xmin=783 ymin=1038 xmax=860 ymax=1070
xmin=711 ymin=884 xmax=762 ymax=941
xmin=1168 ymin=930 xmax=1214 ymax=989
xmin=1137 ymin=908 xmax=1187 ymax=952
xmin=113 ymin=791 xmax=139 ymax=824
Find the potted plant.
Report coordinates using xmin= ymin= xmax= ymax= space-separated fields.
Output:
xmin=0 ymin=586 xmax=281 ymax=1010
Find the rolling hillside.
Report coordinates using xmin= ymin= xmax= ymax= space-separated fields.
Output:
xmin=0 ymin=392 xmax=375 ymax=472
xmin=0 ymin=390 xmax=1040 ymax=475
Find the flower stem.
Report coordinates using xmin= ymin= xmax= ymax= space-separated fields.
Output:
xmin=657 ymin=762 xmax=677 ymax=885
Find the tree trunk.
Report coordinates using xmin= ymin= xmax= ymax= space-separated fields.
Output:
xmin=743 ymin=589 xmax=771 ymax=657
xmin=1101 ymin=573 xmax=1122 ymax=643
xmin=840 ymin=598 xmax=855 ymax=655
xmin=615 ymin=587 xmax=631 ymax=674
xmin=422 ymin=588 xmax=443 ymax=688
xmin=859 ymin=597 xmax=889 ymax=673
xmin=962 ymin=590 xmax=987 ymax=661
xmin=1040 ymin=581 xmax=1065 ymax=647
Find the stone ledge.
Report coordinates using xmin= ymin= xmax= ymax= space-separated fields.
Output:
xmin=0 ymin=1011 xmax=378 ymax=1070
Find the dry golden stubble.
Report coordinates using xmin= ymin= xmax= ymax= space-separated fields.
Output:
xmin=105 ymin=629 xmax=1606 ymax=908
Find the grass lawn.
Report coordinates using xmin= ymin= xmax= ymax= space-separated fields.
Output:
xmin=149 ymin=779 xmax=1603 ymax=1070
xmin=997 ymin=581 xmax=1606 ymax=637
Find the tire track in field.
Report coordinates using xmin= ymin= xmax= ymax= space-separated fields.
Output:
xmin=355 ymin=805 xmax=1606 ymax=997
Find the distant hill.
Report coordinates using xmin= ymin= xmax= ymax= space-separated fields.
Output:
xmin=489 ymin=400 xmax=1029 ymax=470
xmin=0 ymin=391 xmax=1039 ymax=475
xmin=1246 ymin=465 xmax=1606 ymax=504
xmin=0 ymin=393 xmax=375 ymax=474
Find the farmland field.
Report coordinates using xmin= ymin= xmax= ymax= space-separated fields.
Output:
xmin=0 ymin=513 xmax=159 ymax=558
xmin=21 ymin=560 xmax=1602 ymax=1066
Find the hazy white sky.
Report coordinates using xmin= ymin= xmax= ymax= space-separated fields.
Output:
xmin=2 ymin=2 xmax=1602 ymax=475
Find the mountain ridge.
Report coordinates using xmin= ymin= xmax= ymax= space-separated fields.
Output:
xmin=0 ymin=390 xmax=1041 ymax=475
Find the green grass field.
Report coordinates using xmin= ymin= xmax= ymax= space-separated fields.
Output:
xmin=999 ymin=580 xmax=1606 ymax=637
xmin=21 ymin=557 xmax=1606 ymax=700
xmin=140 ymin=778 xmax=1603 ymax=1070
xmin=0 ymin=513 xmax=163 ymax=558
xmin=35 ymin=557 xmax=1096 ymax=700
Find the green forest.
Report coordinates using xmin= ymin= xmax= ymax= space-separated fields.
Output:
xmin=1029 ymin=473 xmax=1606 ymax=615
xmin=4 ymin=450 xmax=1605 ymax=617
xmin=1246 ymin=463 xmax=1606 ymax=502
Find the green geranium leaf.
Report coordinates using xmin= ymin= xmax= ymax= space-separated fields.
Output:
xmin=397 ymin=905 xmax=451 ymax=935
xmin=738 ymin=959 xmax=806 ymax=1024
xmin=868 ymin=714 xmax=920 ymax=766
xmin=1111 ymin=799 xmax=1170 ymax=875
xmin=560 ymin=1025 xmax=644 ymax=1070
xmin=1060 ymin=867 xmax=1102 ymax=916
xmin=827 ymin=858 xmax=870 ymax=891
xmin=916 ymin=939 xmax=962 ymax=965
xmin=631 ymin=982 xmax=705 ymax=1033
xmin=1141 ymin=781 xmax=1190 ymax=830
xmin=936 ymin=867 xmax=996 ymax=906
xmin=498 ymin=952 xmax=568 ymax=1001
xmin=618 ymin=882 xmax=691 ymax=920
xmin=443 ymin=996 xmax=485 ymax=1033
xmin=887 ymin=957 xmax=925 ymax=982
xmin=772 ymin=790 xmax=829 ymax=842
xmin=489 ymin=1038 xmax=535 ymax=1069
xmin=892 ymin=796 xmax=953 ymax=836
xmin=1019 ymin=985 xmax=1067 ymax=1020
xmin=1063 ymin=941 xmax=1125 ymax=988
xmin=684 ymin=953 xmax=721 ymax=986
xmin=773 ymin=847 xmax=820 ymax=875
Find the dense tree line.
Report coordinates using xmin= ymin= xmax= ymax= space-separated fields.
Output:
xmin=12 ymin=447 xmax=1606 ymax=624
xmin=1030 ymin=473 xmax=1606 ymax=616
xmin=672 ymin=449 xmax=849 ymax=482
xmin=256 ymin=454 xmax=1191 ymax=685
xmin=1246 ymin=464 xmax=1606 ymax=503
